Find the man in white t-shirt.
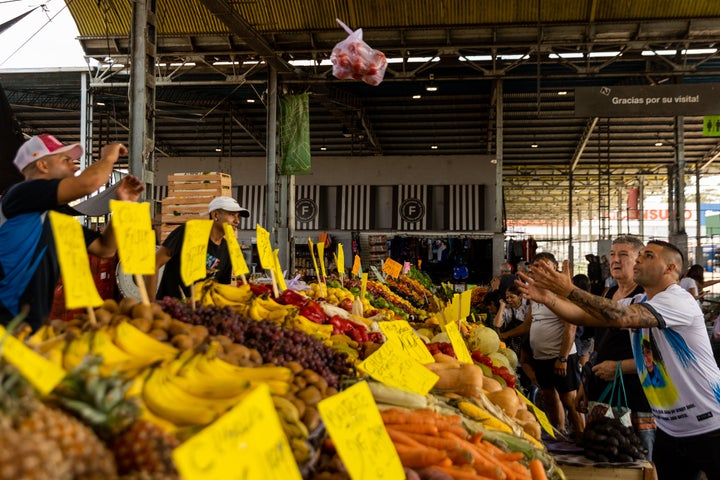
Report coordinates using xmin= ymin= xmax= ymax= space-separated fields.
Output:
xmin=521 ymin=240 xmax=720 ymax=480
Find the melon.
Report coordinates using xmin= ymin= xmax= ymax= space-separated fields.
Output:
xmin=499 ymin=347 xmax=519 ymax=370
xmin=488 ymin=351 xmax=512 ymax=370
xmin=467 ymin=326 xmax=500 ymax=355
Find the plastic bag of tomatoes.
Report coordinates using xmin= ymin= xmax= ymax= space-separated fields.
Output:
xmin=330 ymin=18 xmax=387 ymax=86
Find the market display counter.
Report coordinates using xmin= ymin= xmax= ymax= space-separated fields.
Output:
xmin=560 ymin=461 xmax=655 ymax=480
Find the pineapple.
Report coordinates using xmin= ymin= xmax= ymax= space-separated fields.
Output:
xmin=0 ymin=359 xmax=115 ymax=479
xmin=55 ymin=356 xmax=179 ymax=477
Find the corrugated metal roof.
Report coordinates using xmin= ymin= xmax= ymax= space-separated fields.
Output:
xmin=68 ymin=0 xmax=720 ymax=39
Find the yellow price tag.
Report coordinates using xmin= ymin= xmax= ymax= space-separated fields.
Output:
xmin=0 ymin=325 xmax=65 ymax=395
xmin=382 ymin=258 xmax=402 ymax=278
xmin=318 ymin=381 xmax=406 ymax=480
xmin=336 ymin=243 xmax=345 ymax=275
xmin=48 ymin=211 xmax=104 ymax=309
xmin=317 ymin=242 xmax=327 ymax=279
xmin=445 ymin=321 xmax=473 ymax=364
xmin=359 ymin=341 xmax=439 ymax=395
xmin=109 ymin=200 xmax=155 ymax=275
xmin=517 ymin=390 xmax=555 ymax=438
xmin=360 ymin=272 xmax=368 ymax=301
xmin=173 ymin=383 xmax=302 ymax=480
xmin=352 ymin=254 xmax=361 ymax=276
xmin=378 ymin=321 xmax=435 ymax=364
xmin=180 ymin=219 xmax=213 ymax=287
xmin=256 ymin=224 xmax=274 ymax=270
xmin=308 ymin=238 xmax=320 ymax=279
xmin=460 ymin=290 xmax=473 ymax=318
xmin=272 ymin=249 xmax=288 ymax=292
xmin=223 ymin=224 xmax=249 ymax=277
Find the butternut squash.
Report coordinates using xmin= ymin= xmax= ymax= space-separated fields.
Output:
xmin=481 ymin=376 xmax=503 ymax=394
xmin=486 ymin=387 xmax=520 ymax=417
xmin=425 ymin=362 xmax=484 ymax=399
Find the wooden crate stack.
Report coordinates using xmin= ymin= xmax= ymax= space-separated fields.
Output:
xmin=159 ymin=172 xmax=232 ymax=242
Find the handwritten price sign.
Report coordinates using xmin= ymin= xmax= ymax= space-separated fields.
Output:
xmin=223 ymin=224 xmax=249 ymax=277
xmin=0 ymin=326 xmax=65 ymax=395
xmin=180 ymin=220 xmax=213 ymax=287
xmin=48 ymin=211 xmax=103 ymax=309
xmin=359 ymin=340 xmax=439 ymax=395
xmin=256 ymin=225 xmax=274 ymax=270
xmin=318 ymin=381 xmax=405 ymax=480
xmin=109 ymin=200 xmax=155 ymax=275
xmin=378 ymin=321 xmax=434 ymax=364
xmin=173 ymin=383 xmax=301 ymax=480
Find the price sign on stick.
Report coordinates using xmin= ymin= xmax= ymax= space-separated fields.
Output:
xmin=382 ymin=258 xmax=402 ymax=278
xmin=317 ymin=242 xmax=327 ymax=280
xmin=445 ymin=320 xmax=473 ymax=364
xmin=360 ymin=272 xmax=368 ymax=301
xmin=223 ymin=224 xmax=249 ymax=278
xmin=272 ymin=249 xmax=288 ymax=292
xmin=173 ymin=383 xmax=301 ymax=480
xmin=352 ymin=254 xmax=361 ymax=276
xmin=0 ymin=325 xmax=66 ymax=395
xmin=109 ymin=200 xmax=155 ymax=274
xmin=336 ymin=243 xmax=345 ymax=275
xmin=49 ymin=211 xmax=104 ymax=310
xmin=378 ymin=321 xmax=435 ymax=364
xmin=256 ymin=225 xmax=274 ymax=270
xmin=318 ymin=381 xmax=405 ymax=480
xmin=460 ymin=289 xmax=472 ymax=319
xmin=359 ymin=341 xmax=439 ymax=395
xmin=180 ymin=220 xmax=213 ymax=287
xmin=308 ymin=238 xmax=320 ymax=278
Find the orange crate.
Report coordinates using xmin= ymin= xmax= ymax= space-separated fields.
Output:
xmin=167 ymin=172 xmax=231 ymax=196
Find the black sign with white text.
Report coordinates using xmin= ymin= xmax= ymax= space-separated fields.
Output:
xmin=575 ymin=84 xmax=720 ymax=117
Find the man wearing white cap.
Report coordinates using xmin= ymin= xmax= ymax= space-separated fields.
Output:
xmin=0 ymin=134 xmax=144 ymax=330
xmin=148 ymin=196 xmax=250 ymax=299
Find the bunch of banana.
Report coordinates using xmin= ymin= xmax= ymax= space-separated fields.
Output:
xmin=272 ymin=395 xmax=312 ymax=465
xmin=62 ymin=330 xmax=94 ymax=371
xmin=90 ymin=327 xmax=135 ymax=376
xmin=113 ymin=321 xmax=179 ymax=369
xmin=194 ymin=343 xmax=294 ymax=395
xmin=142 ymin=361 xmax=250 ymax=427
xmin=169 ymin=350 xmax=252 ymax=399
xmin=288 ymin=314 xmax=334 ymax=340
xmin=248 ymin=296 xmax=297 ymax=324
xmin=326 ymin=334 xmax=360 ymax=362
xmin=200 ymin=281 xmax=254 ymax=317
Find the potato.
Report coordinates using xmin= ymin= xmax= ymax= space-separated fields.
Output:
xmin=148 ymin=328 xmax=169 ymax=342
xmin=284 ymin=361 xmax=304 ymax=375
xmin=302 ymin=405 xmax=321 ymax=431
xmin=297 ymin=385 xmax=322 ymax=406
xmin=170 ymin=334 xmax=194 ymax=350
xmin=131 ymin=304 xmax=154 ymax=323
xmin=118 ymin=297 xmax=139 ymax=315
xmin=130 ymin=317 xmax=152 ymax=333
xmin=167 ymin=319 xmax=190 ymax=336
xmin=101 ymin=299 xmax=119 ymax=314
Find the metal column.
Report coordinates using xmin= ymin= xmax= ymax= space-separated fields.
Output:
xmin=266 ymin=66 xmax=278 ymax=244
xmin=129 ymin=0 xmax=157 ymax=203
xmin=492 ymin=79 xmax=505 ymax=273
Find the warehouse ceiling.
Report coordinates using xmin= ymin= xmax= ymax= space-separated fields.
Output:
xmin=3 ymin=0 xmax=720 ymax=226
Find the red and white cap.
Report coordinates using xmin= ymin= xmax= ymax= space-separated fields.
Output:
xmin=13 ymin=134 xmax=83 ymax=172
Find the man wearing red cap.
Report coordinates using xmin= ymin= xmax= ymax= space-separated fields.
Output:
xmin=0 ymin=134 xmax=144 ymax=330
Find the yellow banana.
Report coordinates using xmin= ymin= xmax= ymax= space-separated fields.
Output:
xmin=292 ymin=315 xmax=333 ymax=340
xmin=272 ymin=395 xmax=302 ymax=423
xmin=248 ymin=299 xmax=271 ymax=321
xmin=137 ymin=400 xmax=179 ymax=434
xmin=26 ymin=325 xmax=55 ymax=346
xmin=142 ymin=367 xmax=225 ymax=426
xmin=213 ymin=282 xmax=253 ymax=303
xmin=91 ymin=328 xmax=135 ymax=375
xmin=172 ymin=357 xmax=252 ymax=399
xmin=458 ymin=401 xmax=513 ymax=433
xmin=62 ymin=331 xmax=94 ymax=371
xmin=45 ymin=339 xmax=66 ymax=368
xmin=114 ymin=321 xmax=178 ymax=363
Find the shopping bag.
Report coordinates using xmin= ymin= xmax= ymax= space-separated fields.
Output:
xmin=587 ymin=362 xmax=632 ymax=427
xmin=330 ymin=18 xmax=388 ymax=86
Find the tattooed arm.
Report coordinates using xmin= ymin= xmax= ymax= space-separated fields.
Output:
xmin=519 ymin=262 xmax=659 ymax=329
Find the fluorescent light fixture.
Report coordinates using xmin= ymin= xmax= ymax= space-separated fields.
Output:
xmin=96 ymin=102 xmax=106 ymax=106
xmin=412 ymin=94 xmax=422 ymax=99
xmin=288 ymin=59 xmax=333 ymax=66
xmin=425 ymin=85 xmax=438 ymax=92
xmin=490 ymin=159 xmax=498 ymax=164
xmin=386 ymin=57 xmax=440 ymax=64
xmin=320 ymin=146 xmax=327 ymax=151
xmin=530 ymin=143 xmax=539 ymax=148
xmin=430 ymin=145 xmax=438 ymax=150
xmin=499 ymin=54 xmax=530 ymax=60
xmin=215 ymin=147 xmax=222 ymax=152
xmin=246 ymin=99 xmax=256 ymax=103
xmin=655 ymin=141 xmax=663 ymax=147
xmin=642 ymin=50 xmax=677 ymax=56
xmin=587 ymin=51 xmax=622 ymax=58
xmin=549 ymin=53 xmax=584 ymax=59
xmin=557 ymin=91 xmax=568 ymax=96
xmin=460 ymin=55 xmax=493 ymax=62
xmin=682 ymin=48 xmax=718 ymax=55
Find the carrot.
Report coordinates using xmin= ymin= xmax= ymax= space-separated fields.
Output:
xmin=529 ymin=459 xmax=547 ymax=480
xmin=446 ymin=447 xmax=475 ymax=466
xmin=404 ymin=432 xmax=465 ymax=451
xmin=386 ymin=426 xmax=426 ymax=448
xmin=435 ymin=464 xmax=497 ymax=480
xmin=437 ymin=422 xmax=471 ymax=439
xmin=381 ymin=408 xmax=437 ymax=425
xmin=389 ymin=422 xmax=440 ymax=436
xmin=395 ymin=446 xmax=449 ymax=469
xmin=440 ymin=431 xmax=519 ymax=480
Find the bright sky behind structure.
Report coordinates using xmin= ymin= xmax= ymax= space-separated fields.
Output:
xmin=0 ymin=0 xmax=87 ymax=69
